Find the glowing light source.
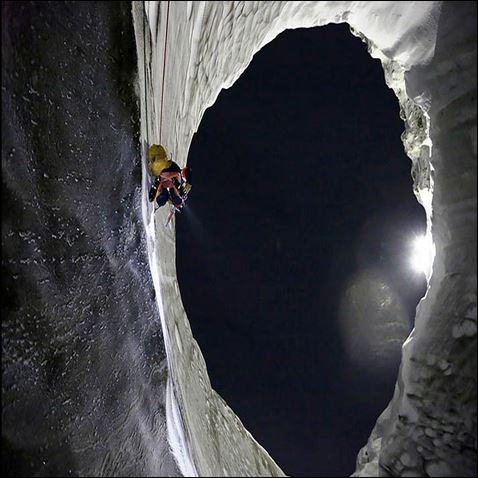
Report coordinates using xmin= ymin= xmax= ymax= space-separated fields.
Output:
xmin=411 ymin=234 xmax=434 ymax=276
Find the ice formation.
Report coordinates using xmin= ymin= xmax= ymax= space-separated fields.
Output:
xmin=132 ymin=1 xmax=476 ymax=476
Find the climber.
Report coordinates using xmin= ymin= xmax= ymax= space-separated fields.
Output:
xmin=153 ymin=165 xmax=192 ymax=210
xmin=147 ymin=144 xmax=192 ymax=209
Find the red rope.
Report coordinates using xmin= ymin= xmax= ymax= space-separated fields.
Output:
xmin=159 ymin=1 xmax=170 ymax=144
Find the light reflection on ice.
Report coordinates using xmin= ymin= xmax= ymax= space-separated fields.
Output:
xmin=339 ymin=268 xmax=410 ymax=372
xmin=410 ymin=232 xmax=435 ymax=279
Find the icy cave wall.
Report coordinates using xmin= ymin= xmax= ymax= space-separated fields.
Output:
xmin=133 ymin=1 xmax=476 ymax=476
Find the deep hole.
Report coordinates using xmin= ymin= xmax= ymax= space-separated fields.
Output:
xmin=177 ymin=24 xmax=427 ymax=477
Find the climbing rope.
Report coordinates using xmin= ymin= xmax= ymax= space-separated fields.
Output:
xmin=159 ymin=1 xmax=171 ymax=144
xmin=142 ymin=1 xmax=150 ymax=147
xmin=143 ymin=2 xmax=170 ymax=147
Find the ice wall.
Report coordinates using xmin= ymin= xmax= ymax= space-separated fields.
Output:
xmin=132 ymin=1 xmax=476 ymax=476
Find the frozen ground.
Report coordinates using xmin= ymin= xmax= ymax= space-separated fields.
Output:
xmin=134 ymin=1 xmax=476 ymax=476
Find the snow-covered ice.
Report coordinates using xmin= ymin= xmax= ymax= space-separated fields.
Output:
xmin=133 ymin=2 xmax=476 ymax=476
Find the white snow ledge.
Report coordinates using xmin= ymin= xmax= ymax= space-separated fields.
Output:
xmin=133 ymin=1 xmax=477 ymax=476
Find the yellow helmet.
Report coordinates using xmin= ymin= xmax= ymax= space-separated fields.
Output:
xmin=147 ymin=144 xmax=168 ymax=163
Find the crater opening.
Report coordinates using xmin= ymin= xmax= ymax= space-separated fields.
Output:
xmin=177 ymin=24 xmax=427 ymax=477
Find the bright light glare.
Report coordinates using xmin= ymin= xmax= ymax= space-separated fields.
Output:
xmin=411 ymin=234 xmax=434 ymax=276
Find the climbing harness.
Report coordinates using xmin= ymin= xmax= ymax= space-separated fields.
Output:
xmin=164 ymin=187 xmax=189 ymax=227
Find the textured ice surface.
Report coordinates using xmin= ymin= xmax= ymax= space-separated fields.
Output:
xmin=2 ymin=2 xmax=179 ymax=476
xmin=133 ymin=1 xmax=476 ymax=476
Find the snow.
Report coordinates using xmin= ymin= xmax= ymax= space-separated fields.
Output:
xmin=132 ymin=1 xmax=476 ymax=476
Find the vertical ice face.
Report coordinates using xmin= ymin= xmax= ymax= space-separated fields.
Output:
xmin=133 ymin=1 xmax=476 ymax=476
